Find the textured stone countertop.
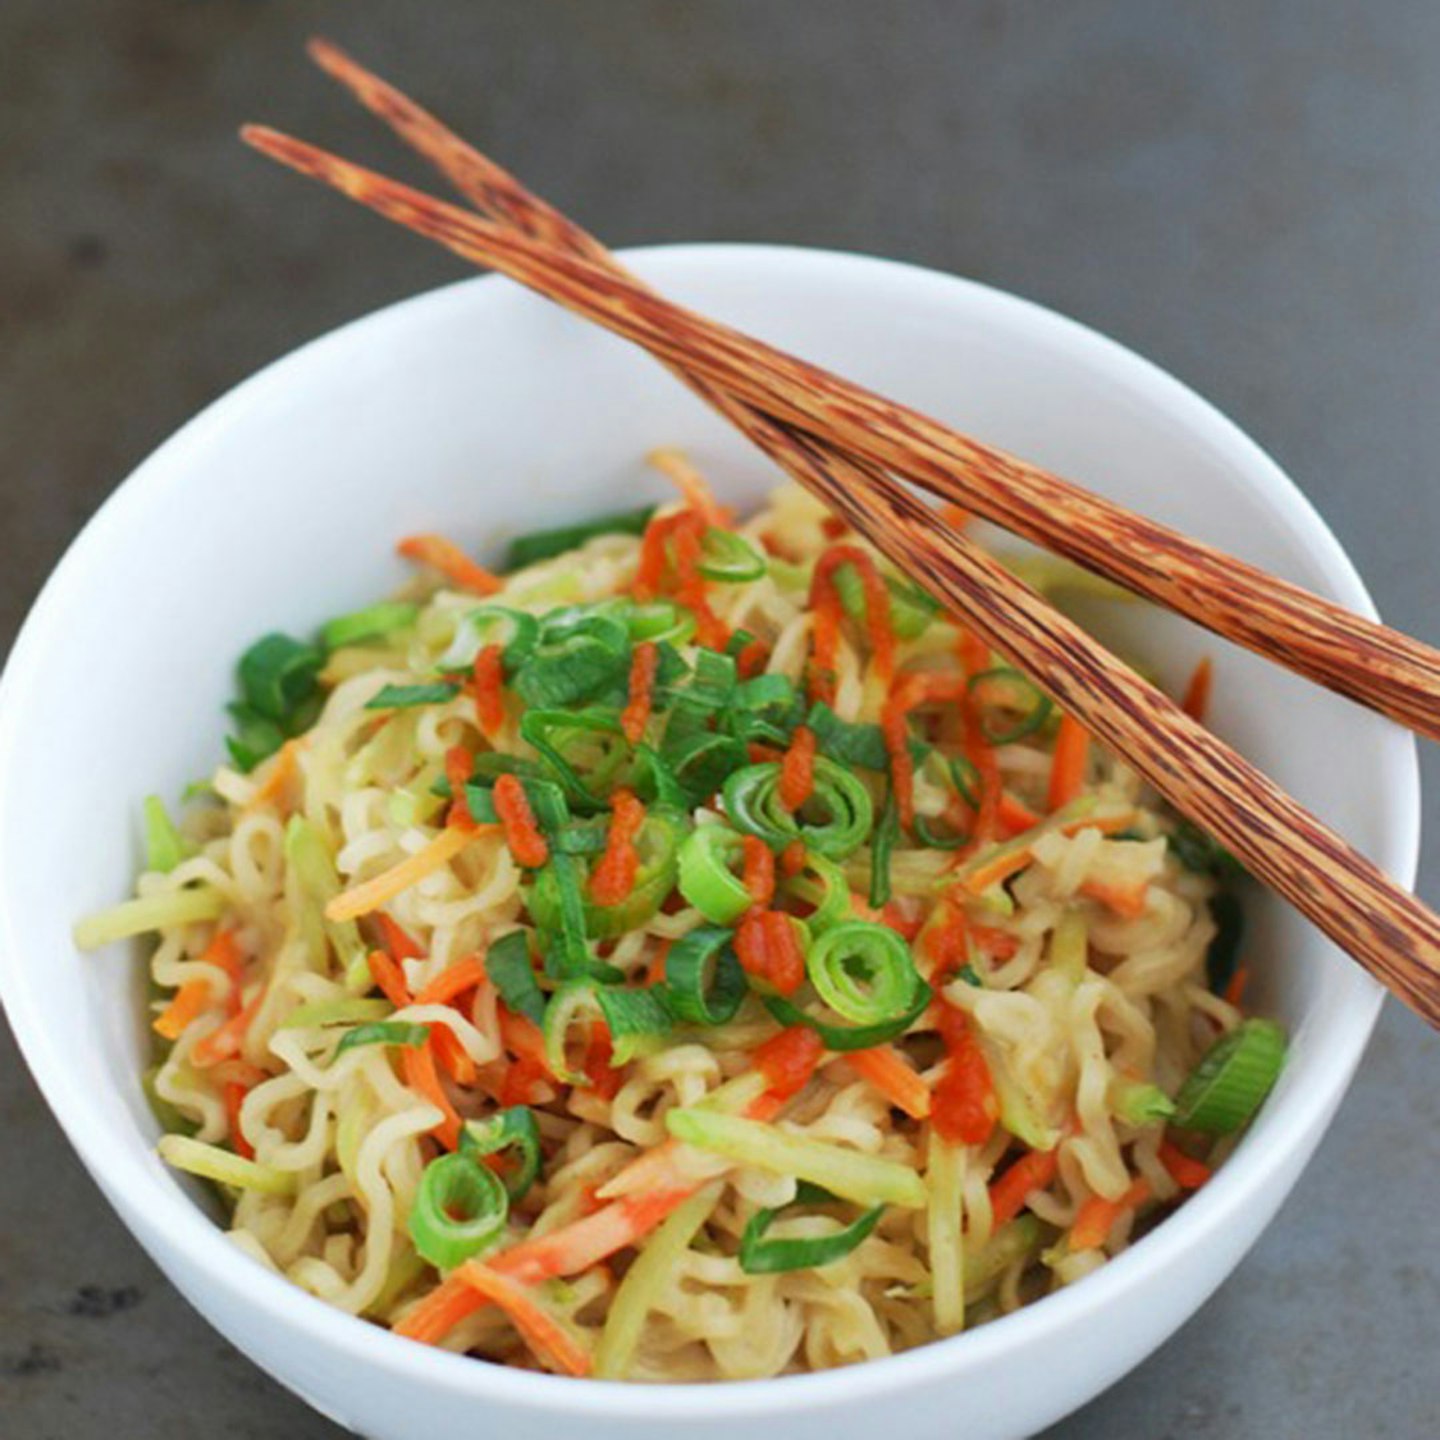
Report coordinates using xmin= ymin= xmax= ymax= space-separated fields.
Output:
xmin=2 ymin=2 xmax=1438 ymax=1435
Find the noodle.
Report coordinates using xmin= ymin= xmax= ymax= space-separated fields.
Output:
xmin=82 ymin=467 xmax=1280 ymax=1382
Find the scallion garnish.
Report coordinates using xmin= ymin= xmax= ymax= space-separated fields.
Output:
xmin=460 ymin=1106 xmax=543 ymax=1201
xmin=1172 ymin=1018 xmax=1286 ymax=1134
xmin=484 ymin=930 xmax=546 ymax=1026
xmin=722 ymin=758 xmax=874 ymax=859
xmin=697 ymin=527 xmax=766 ymax=583
xmin=966 ymin=667 xmax=1054 ymax=743
xmin=661 ymin=926 xmax=746 ymax=1026
xmin=805 ymin=921 xmax=921 ymax=1026
xmin=504 ymin=504 xmax=657 ymax=570
xmin=320 ymin=601 xmax=419 ymax=650
xmin=364 ymin=680 xmax=461 ymax=710
xmin=334 ymin=1020 xmax=431 ymax=1057
xmin=238 ymin=632 xmax=325 ymax=722
xmin=677 ymin=825 xmax=752 ymax=924
xmin=869 ymin=786 xmax=900 ymax=908
xmin=142 ymin=795 xmax=192 ymax=874
xmin=763 ymin=981 xmax=932 ymax=1052
xmin=408 ymin=1152 xmax=509 ymax=1270
xmin=738 ymin=1181 xmax=885 ymax=1274
xmin=542 ymin=980 xmax=672 ymax=1084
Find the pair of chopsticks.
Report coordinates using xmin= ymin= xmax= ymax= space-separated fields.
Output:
xmin=243 ymin=40 xmax=1440 ymax=1027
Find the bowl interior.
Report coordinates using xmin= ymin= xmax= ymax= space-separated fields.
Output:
xmin=0 ymin=245 xmax=1416 ymax=1428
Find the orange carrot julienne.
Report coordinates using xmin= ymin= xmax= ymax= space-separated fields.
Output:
xmin=779 ymin=839 xmax=808 ymax=877
xmin=397 ymin=533 xmax=501 ymax=595
xmin=620 ymin=641 xmax=659 ymax=744
xmin=224 ymin=1081 xmax=255 ymax=1161
xmin=472 ymin=643 xmax=506 ymax=737
xmin=493 ymin=773 xmax=549 ymax=869
xmin=648 ymin=448 xmax=729 ymax=527
xmin=414 ymin=953 xmax=488 ymax=1007
xmin=402 ymin=1033 xmax=461 ymax=1150
xmin=1159 ymin=1139 xmax=1212 ymax=1191
xmin=367 ymin=948 xmax=413 ymax=1009
xmin=735 ymin=638 xmax=770 ymax=679
xmin=960 ymin=812 xmax=1137 ymax=896
xmin=328 ymin=826 xmax=481 ymax=923
xmin=881 ymin=671 xmax=968 ymax=831
xmin=809 ymin=545 xmax=896 ymax=696
xmin=740 ymin=835 xmax=776 ymax=911
xmin=1047 ymin=713 xmax=1091 ymax=812
xmin=444 ymin=745 xmax=475 ymax=830
xmin=588 ymin=789 xmax=646 ymax=905
xmin=153 ymin=980 xmax=213 ymax=1041
xmin=644 ymin=937 xmax=673 ymax=987
xmin=989 ymin=1146 xmax=1062 ymax=1229
xmin=191 ymin=993 xmax=262 ymax=1068
xmin=997 ymin=791 xmax=1044 ymax=836
xmin=1223 ymin=966 xmax=1250 ymax=1008
xmin=452 ymin=1263 xmax=592 ymax=1376
xmin=374 ymin=913 xmax=424 ymax=962
xmin=1181 ymin=656 xmax=1213 ymax=723
xmin=847 ymin=1044 xmax=932 ymax=1120
xmin=245 ymin=738 xmax=300 ymax=813
xmin=1070 ymin=1178 xmax=1151 ymax=1251
xmin=1079 ymin=877 xmax=1151 ymax=919
xmin=778 ymin=724 xmax=817 ymax=811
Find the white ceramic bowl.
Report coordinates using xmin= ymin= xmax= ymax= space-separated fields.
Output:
xmin=0 ymin=246 xmax=1418 ymax=1440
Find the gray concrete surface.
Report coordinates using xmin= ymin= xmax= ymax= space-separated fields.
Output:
xmin=3 ymin=2 xmax=1438 ymax=1435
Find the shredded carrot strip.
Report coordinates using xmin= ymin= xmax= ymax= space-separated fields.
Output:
xmin=1223 ymin=966 xmax=1250 ymax=1008
xmin=1181 ymin=656 xmax=1213 ymax=723
xmin=582 ymin=1022 xmax=622 ymax=1100
xmin=648 ymin=447 xmax=729 ymax=527
xmin=374 ymin=913 xmax=424 ymax=962
xmin=472 ymin=644 xmax=506 ymax=738
xmin=931 ymin=1004 xmax=998 ymax=1145
xmin=366 ymin=949 xmax=413 ymax=1010
xmin=493 ymin=774 xmax=549 ymax=869
xmin=402 ymin=1035 xmax=462 ymax=1150
xmin=328 ymin=826 xmax=479 ymax=923
xmin=620 ymin=641 xmax=659 ymax=744
xmin=414 ymin=954 xmax=488 ymax=1007
xmin=809 ymin=546 xmax=896 ymax=701
xmin=191 ymin=994 xmax=262 ymax=1068
xmin=997 ymin=791 xmax=1044 ymax=835
xmin=735 ymin=639 xmax=770 ymax=679
xmin=397 ymin=533 xmax=501 ymax=595
xmin=1047 ymin=713 xmax=1091 ymax=812
xmin=453 ymin=1263 xmax=592 ymax=1376
xmin=778 ymin=724 xmax=817 ymax=811
xmin=224 ymin=1082 xmax=255 ymax=1160
xmin=960 ymin=812 xmax=1137 ymax=896
xmin=589 ymin=789 xmax=646 ymax=905
xmin=245 ymin=739 xmax=299 ymax=813
xmin=1070 ymin=1178 xmax=1151 ymax=1251
xmin=779 ymin=839 xmax=808 ymax=877
xmin=444 ymin=744 xmax=475 ymax=830
xmin=847 ymin=1045 xmax=931 ymax=1119
xmin=154 ymin=980 xmax=213 ymax=1041
xmin=669 ymin=510 xmax=728 ymax=649
xmin=958 ymin=629 xmax=991 ymax=678
xmin=1078 ymin=877 xmax=1150 ymax=919
xmin=882 ymin=672 xmax=968 ymax=831
xmin=989 ymin=1146 xmax=1062 ymax=1229
xmin=644 ymin=938 xmax=673 ymax=987
xmin=1159 ymin=1139 xmax=1212 ymax=1191
xmin=753 ymin=1026 xmax=825 ymax=1101
xmin=740 ymin=835 xmax=776 ymax=911
xmin=747 ymin=740 xmax=784 ymax=764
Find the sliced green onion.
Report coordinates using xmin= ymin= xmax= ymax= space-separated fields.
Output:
xmin=967 ymin=668 xmax=1053 ymax=743
xmin=763 ymin=981 xmax=931 ymax=1052
xmin=662 ymin=731 xmax=749 ymax=807
xmin=520 ymin=707 xmax=629 ymax=810
xmin=779 ymin=853 xmax=852 ymax=935
xmin=806 ymin=921 xmax=920 ymax=1025
xmin=869 ymin=787 xmax=900 ymax=907
xmin=158 ymin=1134 xmax=296 ymax=1196
xmin=73 ymin=886 xmax=225 ymax=950
xmin=806 ymin=701 xmax=890 ymax=771
xmin=142 ymin=795 xmax=192 ymax=874
xmin=1206 ymin=891 xmax=1246 ymax=995
xmin=632 ymin=743 xmax=690 ymax=811
xmin=1173 ymin=1019 xmax=1286 ymax=1134
xmin=279 ymin=997 xmax=394 ymax=1030
xmin=739 ymin=1184 xmax=885 ymax=1274
xmin=321 ymin=601 xmax=419 ymax=651
xmin=364 ymin=680 xmax=460 ymax=710
xmin=698 ymin=527 xmax=766 ymax=583
xmin=677 ymin=825 xmax=751 ymax=924
xmin=542 ymin=981 xmax=672 ymax=1084
xmin=1111 ymin=1079 xmax=1176 ymax=1126
xmin=334 ymin=1020 xmax=430 ymax=1057
xmin=505 ymin=505 xmax=656 ymax=569
xmin=460 ymin=1106 xmax=543 ymax=1201
xmin=832 ymin=563 xmax=940 ymax=640
xmin=722 ymin=758 xmax=874 ymax=860
xmin=662 ymin=927 xmax=746 ymax=1026
xmin=513 ymin=609 xmax=630 ymax=708
xmin=1170 ymin=819 xmax=1247 ymax=880
xmin=409 ymin=1153 xmax=509 ymax=1270
xmin=439 ymin=605 xmax=541 ymax=674
xmin=664 ymin=1109 xmax=927 ymax=1209
xmin=620 ymin=601 xmax=697 ymax=646
xmin=238 ymin=632 xmax=324 ymax=723
xmin=225 ymin=703 xmax=287 ymax=773
xmin=485 ymin=930 xmax=546 ymax=1026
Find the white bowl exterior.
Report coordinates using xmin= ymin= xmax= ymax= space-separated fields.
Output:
xmin=0 ymin=246 xmax=1418 ymax=1440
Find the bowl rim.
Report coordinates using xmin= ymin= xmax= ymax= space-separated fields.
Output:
xmin=0 ymin=241 xmax=1419 ymax=1420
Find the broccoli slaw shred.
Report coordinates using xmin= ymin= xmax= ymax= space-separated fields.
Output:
xmin=77 ymin=461 xmax=1284 ymax=1382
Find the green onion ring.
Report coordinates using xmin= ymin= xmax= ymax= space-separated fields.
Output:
xmin=408 ymin=1152 xmax=509 ymax=1270
xmin=806 ymin=920 xmax=921 ymax=1025
xmin=459 ymin=1106 xmax=543 ymax=1201
xmin=722 ymin=758 xmax=874 ymax=860
xmin=662 ymin=927 xmax=746 ymax=1026
xmin=677 ymin=825 xmax=751 ymax=924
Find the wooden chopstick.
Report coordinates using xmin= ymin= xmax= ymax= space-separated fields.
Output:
xmin=241 ymin=108 xmax=1440 ymax=744
xmin=238 ymin=91 xmax=1440 ymax=1029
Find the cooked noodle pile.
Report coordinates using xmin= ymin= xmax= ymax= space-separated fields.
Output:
xmin=78 ymin=461 xmax=1278 ymax=1381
